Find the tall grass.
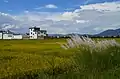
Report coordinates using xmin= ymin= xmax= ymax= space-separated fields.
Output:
xmin=27 ymin=35 xmax=120 ymax=79
xmin=36 ymin=35 xmax=120 ymax=79
xmin=61 ymin=35 xmax=120 ymax=50
xmin=61 ymin=35 xmax=120 ymax=75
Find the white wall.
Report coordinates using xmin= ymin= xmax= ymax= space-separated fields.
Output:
xmin=0 ymin=33 xmax=2 ymax=39
xmin=29 ymin=28 xmax=47 ymax=39
xmin=29 ymin=29 xmax=38 ymax=39
xmin=38 ymin=31 xmax=47 ymax=37
xmin=38 ymin=33 xmax=47 ymax=37
xmin=3 ymin=34 xmax=13 ymax=39
xmin=13 ymin=35 xmax=23 ymax=39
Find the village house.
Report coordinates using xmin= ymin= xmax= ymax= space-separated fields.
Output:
xmin=0 ymin=30 xmax=23 ymax=39
xmin=29 ymin=27 xmax=47 ymax=39
xmin=0 ymin=27 xmax=47 ymax=40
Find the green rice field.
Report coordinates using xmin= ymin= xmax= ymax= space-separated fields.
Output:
xmin=1 ymin=38 xmax=120 ymax=79
xmin=0 ymin=39 xmax=71 ymax=78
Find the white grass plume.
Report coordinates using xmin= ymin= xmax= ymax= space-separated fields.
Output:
xmin=61 ymin=35 xmax=120 ymax=51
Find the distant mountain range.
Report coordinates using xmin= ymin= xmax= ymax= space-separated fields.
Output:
xmin=48 ymin=34 xmax=65 ymax=37
xmin=48 ymin=28 xmax=120 ymax=37
xmin=95 ymin=28 xmax=120 ymax=37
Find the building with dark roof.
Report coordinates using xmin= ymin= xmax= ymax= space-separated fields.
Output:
xmin=0 ymin=30 xmax=22 ymax=39
xmin=29 ymin=27 xmax=47 ymax=39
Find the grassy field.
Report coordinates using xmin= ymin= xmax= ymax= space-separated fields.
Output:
xmin=0 ymin=39 xmax=73 ymax=78
xmin=1 ymin=38 xmax=120 ymax=79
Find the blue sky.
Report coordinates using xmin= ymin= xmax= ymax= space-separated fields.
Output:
xmin=0 ymin=0 xmax=120 ymax=13
xmin=0 ymin=0 xmax=84 ymax=13
xmin=0 ymin=0 xmax=120 ymax=34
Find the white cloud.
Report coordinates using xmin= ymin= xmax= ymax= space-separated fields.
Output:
xmin=1 ymin=2 xmax=120 ymax=34
xmin=46 ymin=12 xmax=80 ymax=21
xmin=0 ymin=12 xmax=9 ymax=16
xmin=34 ymin=4 xmax=58 ymax=10
xmin=1 ymin=24 xmax=17 ymax=30
xmin=93 ymin=27 xmax=117 ymax=31
xmin=34 ymin=7 xmax=44 ymax=10
xmin=4 ymin=0 xmax=8 ymax=3
xmin=62 ymin=12 xmax=78 ymax=18
xmin=8 ymin=10 xmax=12 ymax=12
xmin=24 ymin=10 xmax=29 ymax=13
xmin=65 ymin=8 xmax=74 ymax=11
xmin=45 ymin=4 xmax=58 ymax=9
xmin=80 ymin=2 xmax=120 ymax=12
xmin=76 ymin=20 xmax=89 ymax=23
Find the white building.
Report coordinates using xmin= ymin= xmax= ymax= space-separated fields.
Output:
xmin=0 ymin=27 xmax=47 ymax=40
xmin=29 ymin=27 xmax=39 ymax=39
xmin=29 ymin=27 xmax=47 ymax=39
xmin=0 ymin=31 xmax=3 ymax=39
xmin=13 ymin=34 xmax=23 ymax=39
xmin=38 ymin=30 xmax=47 ymax=39
xmin=0 ymin=30 xmax=23 ymax=40
xmin=3 ymin=34 xmax=13 ymax=39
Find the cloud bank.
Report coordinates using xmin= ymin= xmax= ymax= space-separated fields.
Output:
xmin=0 ymin=1 xmax=120 ymax=34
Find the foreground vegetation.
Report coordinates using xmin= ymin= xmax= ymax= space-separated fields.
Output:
xmin=1 ymin=38 xmax=120 ymax=79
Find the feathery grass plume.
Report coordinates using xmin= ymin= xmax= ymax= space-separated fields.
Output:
xmin=61 ymin=34 xmax=120 ymax=74
xmin=61 ymin=35 xmax=120 ymax=51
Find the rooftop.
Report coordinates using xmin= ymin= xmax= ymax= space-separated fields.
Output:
xmin=0 ymin=30 xmax=21 ymax=35
xmin=29 ymin=27 xmax=40 ymax=29
xmin=40 ymin=30 xmax=47 ymax=32
xmin=0 ymin=30 xmax=14 ymax=34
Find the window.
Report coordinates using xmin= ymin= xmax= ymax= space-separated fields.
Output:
xmin=31 ymin=32 xmax=32 ymax=34
xmin=8 ymin=34 xmax=12 ymax=37
xmin=41 ymin=35 xmax=44 ymax=37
